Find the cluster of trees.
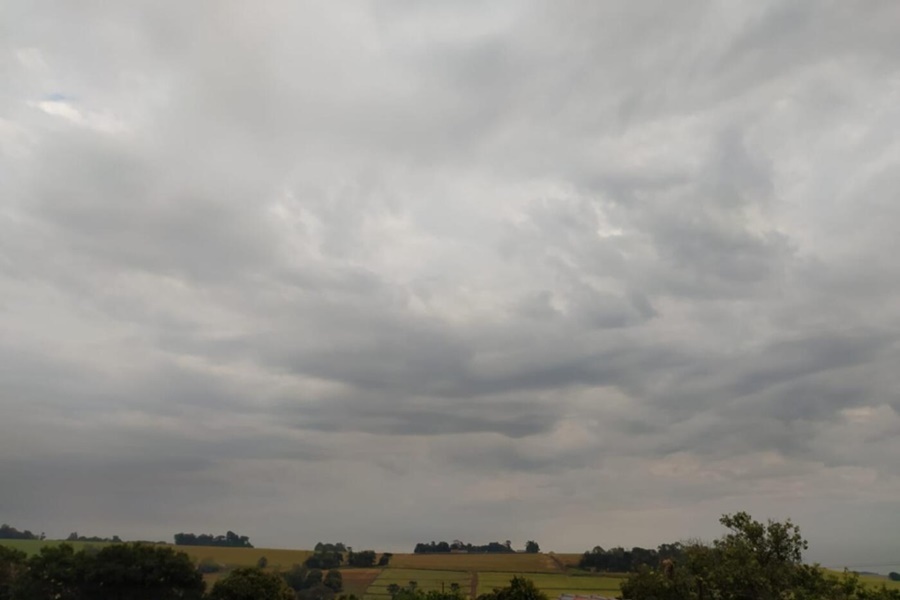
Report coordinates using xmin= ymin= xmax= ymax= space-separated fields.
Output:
xmin=305 ymin=543 xmax=345 ymax=569
xmin=302 ymin=543 xmax=388 ymax=569
xmin=0 ymin=525 xmax=41 ymax=541
xmin=620 ymin=512 xmax=900 ymax=600
xmin=66 ymin=532 xmax=123 ymax=543
xmin=890 ymin=572 xmax=900 ymax=582
xmin=174 ymin=531 xmax=253 ymax=548
xmin=578 ymin=542 xmax=685 ymax=572
xmin=0 ymin=542 xmax=356 ymax=600
xmin=0 ymin=542 xmax=204 ymax=600
xmin=413 ymin=540 xmax=522 ymax=554
xmin=282 ymin=564 xmax=343 ymax=600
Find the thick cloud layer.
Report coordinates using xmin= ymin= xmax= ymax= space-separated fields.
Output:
xmin=2 ymin=1 xmax=900 ymax=568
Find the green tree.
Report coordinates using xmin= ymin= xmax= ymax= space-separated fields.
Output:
xmin=890 ymin=572 xmax=900 ymax=582
xmin=284 ymin=564 xmax=309 ymax=591
xmin=257 ymin=555 xmax=269 ymax=569
xmin=208 ymin=567 xmax=294 ymax=600
xmin=324 ymin=569 xmax=343 ymax=592
xmin=11 ymin=543 xmax=87 ymax=600
xmin=525 ymin=541 xmax=540 ymax=554
xmin=82 ymin=543 xmax=204 ymax=600
xmin=620 ymin=512 xmax=900 ymax=600
xmin=306 ymin=568 xmax=324 ymax=587
xmin=298 ymin=583 xmax=337 ymax=600
xmin=0 ymin=546 xmax=26 ymax=600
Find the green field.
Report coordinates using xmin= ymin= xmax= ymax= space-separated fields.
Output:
xmin=367 ymin=569 xmax=472 ymax=600
xmin=855 ymin=574 xmax=900 ymax=591
xmin=477 ymin=572 xmax=624 ymax=597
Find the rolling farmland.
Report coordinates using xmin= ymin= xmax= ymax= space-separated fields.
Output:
xmin=3 ymin=540 xmax=898 ymax=598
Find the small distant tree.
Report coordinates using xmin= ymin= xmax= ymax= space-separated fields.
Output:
xmin=378 ymin=553 xmax=393 ymax=567
xmin=257 ymin=556 xmax=269 ymax=569
xmin=198 ymin=558 xmax=223 ymax=574
xmin=890 ymin=572 xmax=900 ymax=582
xmin=525 ymin=541 xmax=540 ymax=554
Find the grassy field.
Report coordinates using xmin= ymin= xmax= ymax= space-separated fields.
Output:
xmin=366 ymin=569 xmax=471 ymax=600
xmin=0 ymin=539 xmax=115 ymax=556
xmin=477 ymin=572 xmax=624 ymax=597
xmin=0 ymin=539 xmax=310 ymax=570
xmin=387 ymin=553 xmax=563 ymax=573
xmin=856 ymin=574 xmax=900 ymax=591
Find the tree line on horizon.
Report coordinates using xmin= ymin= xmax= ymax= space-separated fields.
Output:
xmin=0 ymin=525 xmax=43 ymax=541
xmin=174 ymin=531 xmax=253 ymax=548
xmin=413 ymin=540 xmax=540 ymax=554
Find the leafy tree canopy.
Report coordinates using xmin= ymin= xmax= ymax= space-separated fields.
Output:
xmin=620 ymin=512 xmax=900 ymax=600
xmin=10 ymin=543 xmax=204 ymax=600
xmin=208 ymin=567 xmax=294 ymax=600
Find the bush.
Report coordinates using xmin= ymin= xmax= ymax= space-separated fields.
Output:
xmin=198 ymin=558 xmax=223 ymax=574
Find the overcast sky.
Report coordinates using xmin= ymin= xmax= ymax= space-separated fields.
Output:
xmin=2 ymin=1 xmax=900 ymax=569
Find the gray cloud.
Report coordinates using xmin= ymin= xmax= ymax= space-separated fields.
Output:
xmin=2 ymin=0 xmax=900 ymax=569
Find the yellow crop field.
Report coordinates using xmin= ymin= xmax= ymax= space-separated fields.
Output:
xmin=388 ymin=553 xmax=563 ymax=573
xmin=172 ymin=545 xmax=312 ymax=569
xmin=551 ymin=553 xmax=584 ymax=569
xmin=341 ymin=568 xmax=383 ymax=597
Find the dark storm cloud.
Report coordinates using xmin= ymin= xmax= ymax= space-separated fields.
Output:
xmin=2 ymin=0 xmax=900 ymax=564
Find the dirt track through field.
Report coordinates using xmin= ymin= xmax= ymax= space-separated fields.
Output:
xmin=548 ymin=554 xmax=566 ymax=573
xmin=470 ymin=571 xmax=478 ymax=599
